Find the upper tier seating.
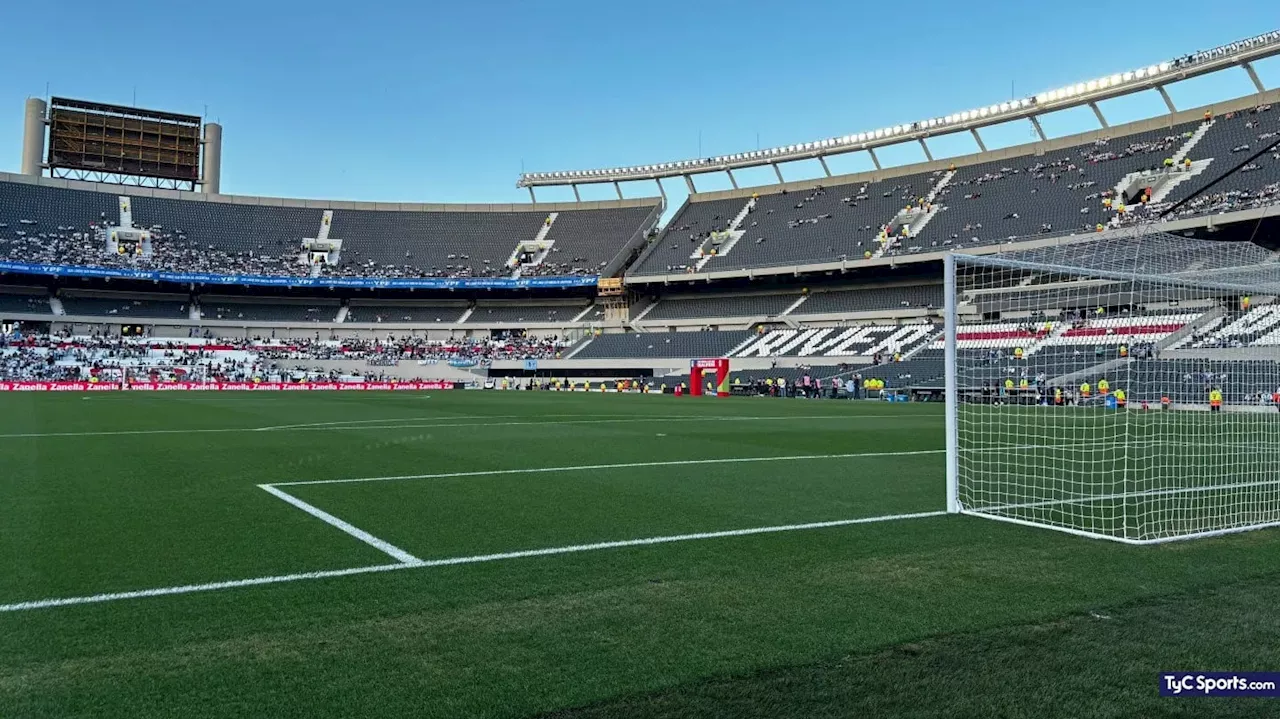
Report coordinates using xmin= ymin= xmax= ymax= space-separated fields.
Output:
xmin=0 ymin=180 xmax=658 ymax=281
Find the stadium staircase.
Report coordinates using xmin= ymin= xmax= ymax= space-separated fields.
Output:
xmin=874 ymin=170 xmax=955 ymax=258
xmin=335 ymin=304 xmax=350 ymax=323
xmin=692 ymin=198 xmax=755 ymax=271
xmin=1022 ymin=322 xmax=1072 ymax=357
xmin=779 ymin=293 xmax=810 ymax=317
xmin=563 ymin=336 xmax=593 ymax=359
xmin=49 ymin=297 xmax=66 ymax=316
xmin=188 ymin=302 xmax=201 ymax=321
xmin=1111 ymin=121 xmax=1215 ymax=212
xmin=456 ymin=306 xmax=476 ymax=323
xmin=508 ymin=213 xmax=559 ymax=278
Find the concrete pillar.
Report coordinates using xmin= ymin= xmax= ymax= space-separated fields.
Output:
xmin=970 ymin=128 xmax=987 ymax=152
xmin=21 ymin=98 xmax=46 ymax=177
xmin=918 ymin=138 xmax=933 ymax=161
xmin=202 ymin=122 xmax=223 ymax=194
xmin=1028 ymin=116 xmax=1047 ymax=141
xmin=1088 ymin=101 xmax=1109 ymax=128
xmin=1243 ymin=62 xmax=1266 ymax=93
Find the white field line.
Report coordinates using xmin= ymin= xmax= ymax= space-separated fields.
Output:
xmin=0 ymin=510 xmax=946 ymax=613
xmin=258 ymin=485 xmax=422 ymax=565
xmin=270 ymin=449 xmax=948 ymax=487
xmin=0 ymin=414 xmax=927 ymax=440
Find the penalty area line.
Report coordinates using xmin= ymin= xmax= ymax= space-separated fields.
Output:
xmin=0 ymin=510 xmax=946 ymax=613
xmin=258 ymin=485 xmax=422 ymax=565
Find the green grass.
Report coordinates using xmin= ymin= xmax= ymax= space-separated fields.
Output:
xmin=0 ymin=391 xmax=1278 ymax=718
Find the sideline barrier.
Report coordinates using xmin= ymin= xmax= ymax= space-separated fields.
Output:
xmin=0 ymin=381 xmax=458 ymax=392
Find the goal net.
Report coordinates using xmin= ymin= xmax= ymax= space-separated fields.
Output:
xmin=944 ymin=230 xmax=1280 ymax=543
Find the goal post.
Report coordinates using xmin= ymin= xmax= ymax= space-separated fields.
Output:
xmin=944 ymin=231 xmax=1280 ymax=544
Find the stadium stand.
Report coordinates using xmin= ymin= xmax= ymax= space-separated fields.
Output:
xmin=58 ymin=293 xmax=191 ymax=319
xmin=795 ymin=284 xmax=942 ymax=315
xmin=199 ymin=298 xmax=340 ymax=322
xmin=919 ymin=122 xmax=1200 ymax=251
xmin=570 ymin=331 xmax=754 ymax=359
xmin=0 ymin=288 xmax=51 ymax=315
xmin=0 ymin=179 xmax=659 ymax=281
xmin=1154 ymin=104 xmax=1280 ymax=219
xmin=641 ymin=293 xmax=797 ymax=321
xmin=344 ymin=303 xmax=467 ymax=324
xmin=731 ymin=324 xmax=938 ymax=358
xmin=465 ymin=303 xmax=589 ymax=324
xmin=629 ymin=197 xmax=747 ymax=275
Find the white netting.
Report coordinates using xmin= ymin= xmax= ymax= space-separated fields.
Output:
xmin=948 ymin=229 xmax=1280 ymax=543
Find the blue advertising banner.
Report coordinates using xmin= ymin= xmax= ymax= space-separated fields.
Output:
xmin=0 ymin=261 xmax=598 ymax=291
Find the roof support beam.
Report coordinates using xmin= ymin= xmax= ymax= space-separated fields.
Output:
xmin=818 ymin=156 xmax=833 ymax=177
xmin=1088 ymin=101 xmax=1109 ymax=128
xmin=867 ymin=148 xmax=882 ymax=170
xmin=726 ymin=168 xmax=739 ymax=189
xmin=1157 ymin=85 xmax=1178 ymax=114
xmin=684 ymin=174 xmax=696 ymax=194
xmin=772 ymin=163 xmax=784 ymax=183
xmin=1243 ymin=61 xmax=1267 ymax=93
xmin=1029 ymin=115 xmax=1047 ymax=141
xmin=970 ymin=128 xmax=987 ymax=152
xmin=918 ymin=138 xmax=933 ymax=162
xmin=654 ymin=178 xmax=667 ymax=201
xmin=527 ymin=186 xmax=537 ymax=203
xmin=571 ymin=184 xmax=581 ymax=202
xmin=613 ymin=181 xmax=623 ymax=200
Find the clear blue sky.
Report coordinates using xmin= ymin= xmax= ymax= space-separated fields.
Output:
xmin=1 ymin=0 xmax=1277 ymax=214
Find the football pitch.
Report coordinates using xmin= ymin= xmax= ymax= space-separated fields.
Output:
xmin=2 ymin=391 xmax=1279 ymax=718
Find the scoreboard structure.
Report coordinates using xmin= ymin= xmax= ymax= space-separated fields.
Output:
xmin=21 ymin=97 xmax=222 ymax=193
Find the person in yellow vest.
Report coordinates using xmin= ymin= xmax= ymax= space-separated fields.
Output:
xmin=1013 ymin=346 xmax=1024 ymax=360
xmin=1242 ymin=296 xmax=1252 ymax=311
xmin=1183 ymin=157 xmax=1192 ymax=170
xmin=1119 ymin=344 xmax=1128 ymax=358
xmin=1095 ymin=306 xmax=1105 ymax=316
xmin=1163 ymin=157 xmax=1174 ymax=169
xmin=1114 ymin=388 xmax=1126 ymax=408
xmin=1097 ymin=378 xmax=1110 ymax=396
xmin=1019 ymin=378 xmax=1029 ymax=390
xmin=1004 ymin=378 xmax=1015 ymax=392
xmin=1161 ymin=395 xmax=1171 ymax=411
xmin=893 ymin=352 xmax=901 ymax=362
xmin=1054 ymin=387 xmax=1063 ymax=406
xmin=1209 ymin=387 xmax=1223 ymax=413
xmin=1080 ymin=381 xmax=1091 ymax=398
xmin=864 ymin=250 xmax=872 ymax=259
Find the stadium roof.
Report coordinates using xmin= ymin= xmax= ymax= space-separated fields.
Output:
xmin=518 ymin=29 xmax=1280 ymax=196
